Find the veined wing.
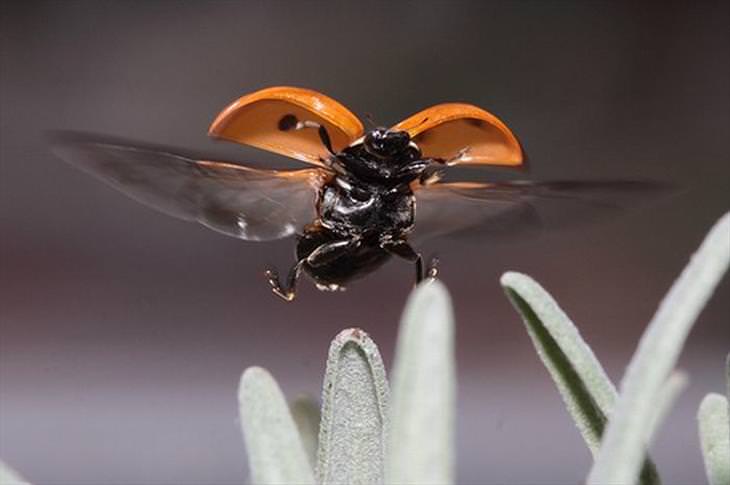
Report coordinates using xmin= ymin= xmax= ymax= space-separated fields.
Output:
xmin=51 ymin=132 xmax=328 ymax=241
xmin=412 ymin=180 xmax=669 ymax=243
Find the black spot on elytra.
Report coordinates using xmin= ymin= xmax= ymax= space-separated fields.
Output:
xmin=278 ymin=114 xmax=298 ymax=131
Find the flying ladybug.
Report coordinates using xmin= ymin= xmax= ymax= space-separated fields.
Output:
xmin=52 ymin=86 xmax=662 ymax=301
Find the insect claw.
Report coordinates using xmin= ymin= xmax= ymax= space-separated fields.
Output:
xmin=264 ymin=268 xmax=279 ymax=283
xmin=265 ymin=266 xmax=297 ymax=301
xmin=271 ymin=288 xmax=295 ymax=301
xmin=426 ymin=256 xmax=440 ymax=279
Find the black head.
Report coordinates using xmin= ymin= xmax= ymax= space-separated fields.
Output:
xmin=363 ymin=128 xmax=411 ymax=159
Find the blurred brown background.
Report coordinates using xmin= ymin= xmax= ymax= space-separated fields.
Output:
xmin=1 ymin=1 xmax=728 ymax=484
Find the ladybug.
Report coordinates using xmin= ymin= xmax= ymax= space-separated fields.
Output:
xmin=53 ymin=86 xmax=660 ymax=301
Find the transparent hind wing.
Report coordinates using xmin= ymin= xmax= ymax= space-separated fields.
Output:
xmin=412 ymin=180 xmax=669 ymax=244
xmin=51 ymin=132 xmax=326 ymax=241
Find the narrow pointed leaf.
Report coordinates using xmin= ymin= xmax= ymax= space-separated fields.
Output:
xmin=588 ymin=211 xmax=730 ymax=485
xmin=645 ymin=371 xmax=688 ymax=444
xmin=386 ymin=281 xmax=455 ymax=485
xmin=501 ymin=271 xmax=660 ymax=485
xmin=726 ymin=354 xmax=729 ymax=432
xmin=316 ymin=328 xmax=389 ymax=485
xmin=0 ymin=461 xmax=29 ymax=485
xmin=290 ymin=396 xmax=321 ymax=470
xmin=698 ymin=393 xmax=730 ymax=485
xmin=238 ymin=367 xmax=315 ymax=485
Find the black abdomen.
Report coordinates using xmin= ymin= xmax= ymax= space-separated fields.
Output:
xmin=296 ymin=228 xmax=391 ymax=289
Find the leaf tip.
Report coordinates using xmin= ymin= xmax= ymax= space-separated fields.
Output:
xmin=332 ymin=327 xmax=373 ymax=346
xmin=409 ymin=278 xmax=451 ymax=309
xmin=239 ymin=366 xmax=273 ymax=403
xmin=698 ymin=392 xmax=728 ymax=419
xmin=328 ymin=328 xmax=384 ymax=366
xmin=500 ymin=270 xmax=527 ymax=287
xmin=499 ymin=271 xmax=539 ymax=296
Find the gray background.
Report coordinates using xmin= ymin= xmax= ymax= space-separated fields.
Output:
xmin=1 ymin=1 xmax=729 ymax=484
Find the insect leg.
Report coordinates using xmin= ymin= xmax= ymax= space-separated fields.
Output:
xmin=381 ymin=239 xmax=424 ymax=283
xmin=296 ymin=121 xmax=334 ymax=155
xmin=444 ymin=146 xmax=471 ymax=166
xmin=425 ymin=255 xmax=440 ymax=279
xmin=265 ymin=260 xmax=305 ymax=302
xmin=418 ymin=159 xmax=446 ymax=186
xmin=381 ymin=239 xmax=440 ymax=285
xmin=315 ymin=124 xmax=334 ymax=155
xmin=307 ymin=237 xmax=361 ymax=267
xmin=396 ymin=159 xmax=441 ymax=181
xmin=279 ymin=114 xmax=335 ymax=155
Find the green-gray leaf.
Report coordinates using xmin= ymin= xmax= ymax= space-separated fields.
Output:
xmin=386 ymin=281 xmax=455 ymax=485
xmin=500 ymin=271 xmax=661 ymax=485
xmin=588 ymin=211 xmax=730 ymax=485
xmin=290 ymin=396 xmax=321 ymax=470
xmin=698 ymin=393 xmax=730 ymax=485
xmin=0 ymin=461 xmax=29 ymax=485
xmin=316 ymin=328 xmax=389 ymax=485
xmin=238 ymin=367 xmax=315 ymax=485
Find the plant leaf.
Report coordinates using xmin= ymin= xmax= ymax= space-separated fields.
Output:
xmin=0 ymin=461 xmax=29 ymax=485
xmin=290 ymin=396 xmax=321 ymax=470
xmin=645 ymin=371 xmax=688 ymax=444
xmin=238 ymin=367 xmax=315 ymax=485
xmin=316 ymin=328 xmax=389 ymax=485
xmin=588 ymin=211 xmax=730 ymax=485
xmin=500 ymin=271 xmax=661 ymax=485
xmin=385 ymin=281 xmax=455 ymax=485
xmin=698 ymin=393 xmax=730 ymax=485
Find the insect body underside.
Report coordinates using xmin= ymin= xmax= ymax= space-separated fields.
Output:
xmin=265 ymin=133 xmax=439 ymax=301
